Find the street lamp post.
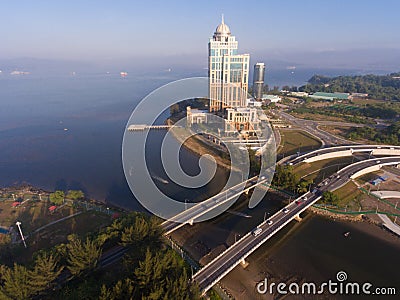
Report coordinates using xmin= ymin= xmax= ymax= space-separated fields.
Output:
xmin=107 ymin=207 xmax=110 ymax=215
xmin=15 ymin=221 xmax=27 ymax=248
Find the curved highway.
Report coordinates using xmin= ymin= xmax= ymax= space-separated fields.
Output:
xmin=286 ymin=144 xmax=400 ymax=166
xmin=193 ymin=156 xmax=400 ymax=294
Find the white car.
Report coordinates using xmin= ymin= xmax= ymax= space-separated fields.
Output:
xmin=252 ymin=228 xmax=263 ymax=236
xmin=282 ymin=208 xmax=289 ymax=214
xmin=267 ymin=219 xmax=273 ymax=225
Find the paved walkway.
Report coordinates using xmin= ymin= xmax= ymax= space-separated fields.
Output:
xmin=378 ymin=214 xmax=400 ymax=237
xmin=372 ymin=190 xmax=400 ymax=199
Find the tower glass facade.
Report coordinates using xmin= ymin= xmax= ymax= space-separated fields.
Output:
xmin=253 ymin=62 xmax=265 ymax=101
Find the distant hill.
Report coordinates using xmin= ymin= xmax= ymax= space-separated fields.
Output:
xmin=300 ymin=72 xmax=400 ymax=100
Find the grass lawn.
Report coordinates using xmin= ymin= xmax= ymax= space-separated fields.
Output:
xmin=1 ymin=206 xmax=113 ymax=264
xmin=332 ymin=181 xmax=363 ymax=207
xmin=278 ymin=129 xmax=322 ymax=155
xmin=0 ymin=193 xmax=115 ymax=264
xmin=294 ymin=157 xmax=356 ymax=183
xmin=291 ymin=112 xmax=347 ymax=122
xmin=23 ymin=211 xmax=112 ymax=260
xmin=0 ymin=199 xmax=81 ymax=232
xmin=351 ymin=98 xmax=386 ymax=105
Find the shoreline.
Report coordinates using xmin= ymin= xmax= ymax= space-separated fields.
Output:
xmin=0 ymin=184 xmax=129 ymax=213
xmin=167 ymin=119 xmax=233 ymax=171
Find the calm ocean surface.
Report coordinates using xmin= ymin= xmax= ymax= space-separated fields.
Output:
xmin=0 ymin=67 xmax=378 ymax=208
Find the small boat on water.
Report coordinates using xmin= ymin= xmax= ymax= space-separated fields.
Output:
xmin=344 ymin=231 xmax=351 ymax=237
xmin=152 ymin=175 xmax=169 ymax=184
xmin=226 ymin=210 xmax=252 ymax=218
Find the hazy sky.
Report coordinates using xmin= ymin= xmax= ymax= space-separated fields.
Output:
xmin=1 ymin=0 xmax=400 ymax=68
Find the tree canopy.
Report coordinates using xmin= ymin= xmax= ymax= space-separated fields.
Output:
xmin=66 ymin=190 xmax=84 ymax=200
xmin=49 ymin=190 xmax=65 ymax=205
xmin=300 ymin=73 xmax=400 ymax=100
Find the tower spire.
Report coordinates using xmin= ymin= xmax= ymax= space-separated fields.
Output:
xmin=221 ymin=14 xmax=224 ymax=24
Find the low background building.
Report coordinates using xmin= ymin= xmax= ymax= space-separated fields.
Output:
xmin=309 ymin=92 xmax=352 ymax=101
xmin=186 ymin=106 xmax=208 ymax=126
xmin=225 ymin=107 xmax=259 ymax=137
xmin=262 ymin=94 xmax=281 ymax=104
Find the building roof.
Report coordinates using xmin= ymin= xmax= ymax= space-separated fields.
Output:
xmin=215 ymin=15 xmax=231 ymax=36
xmin=312 ymin=92 xmax=350 ymax=100
xmin=190 ymin=109 xmax=208 ymax=114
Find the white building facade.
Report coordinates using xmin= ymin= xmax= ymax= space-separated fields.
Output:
xmin=208 ymin=16 xmax=250 ymax=112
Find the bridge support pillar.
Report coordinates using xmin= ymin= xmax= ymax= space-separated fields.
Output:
xmin=188 ymin=219 xmax=194 ymax=226
xmin=240 ymin=258 xmax=249 ymax=268
xmin=294 ymin=214 xmax=302 ymax=222
xmin=245 ymin=190 xmax=249 ymax=195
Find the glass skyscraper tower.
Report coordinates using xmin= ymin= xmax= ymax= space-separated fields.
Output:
xmin=208 ymin=16 xmax=250 ymax=112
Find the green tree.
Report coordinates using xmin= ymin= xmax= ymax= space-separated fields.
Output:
xmin=99 ymin=279 xmax=136 ymax=300
xmin=29 ymin=253 xmax=63 ymax=294
xmin=273 ymin=165 xmax=298 ymax=192
xmin=321 ymin=191 xmax=339 ymax=205
xmin=0 ymin=264 xmax=33 ymax=300
xmin=49 ymin=190 xmax=65 ymax=205
xmin=66 ymin=190 xmax=84 ymax=200
xmin=66 ymin=235 xmax=102 ymax=277
xmin=296 ymin=179 xmax=313 ymax=194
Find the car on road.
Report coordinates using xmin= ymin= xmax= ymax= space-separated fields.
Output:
xmin=376 ymin=160 xmax=381 ymax=164
xmin=282 ymin=208 xmax=289 ymax=214
xmin=295 ymin=200 xmax=301 ymax=206
xmin=252 ymin=227 xmax=263 ymax=236
xmin=267 ymin=219 xmax=273 ymax=225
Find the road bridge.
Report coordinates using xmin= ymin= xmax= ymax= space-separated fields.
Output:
xmin=192 ymin=156 xmax=400 ymax=294
xmin=162 ymin=175 xmax=270 ymax=235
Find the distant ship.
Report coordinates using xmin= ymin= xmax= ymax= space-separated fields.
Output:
xmin=120 ymin=71 xmax=128 ymax=78
xmin=11 ymin=70 xmax=30 ymax=75
xmin=344 ymin=231 xmax=351 ymax=237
